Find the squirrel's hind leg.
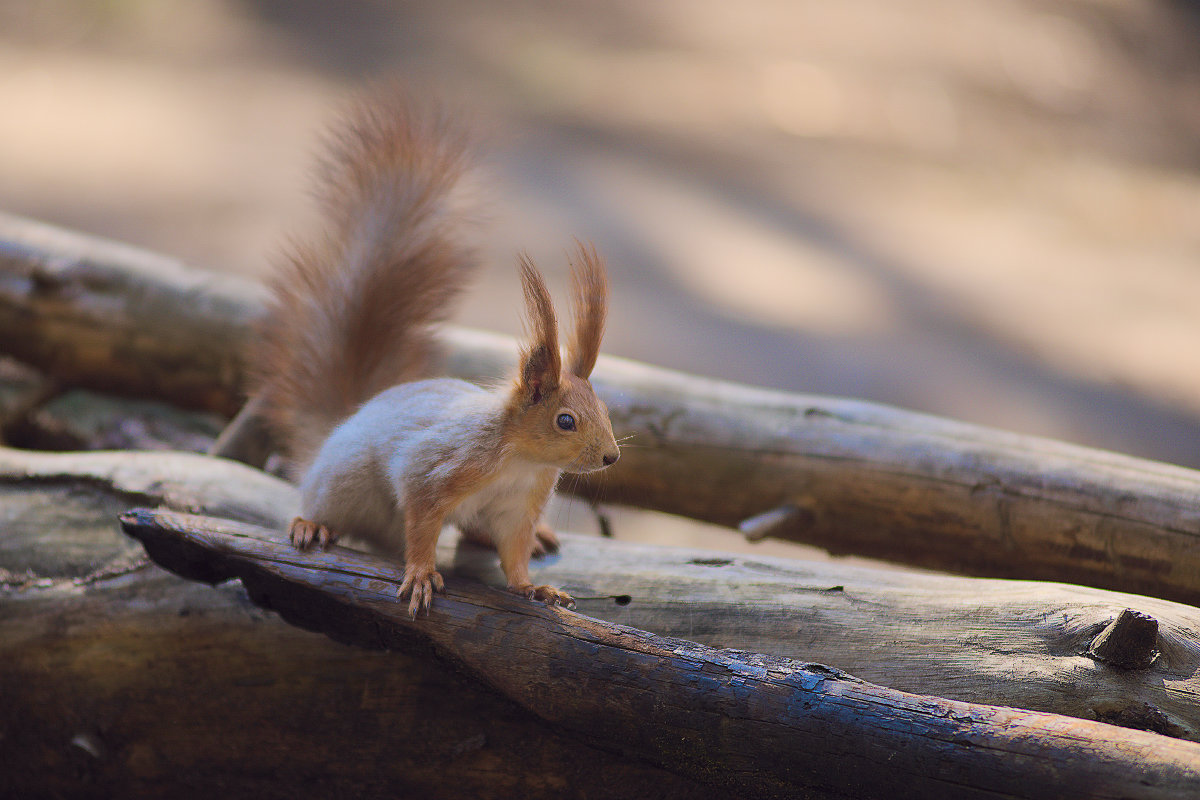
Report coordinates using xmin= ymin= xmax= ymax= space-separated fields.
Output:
xmin=532 ymin=520 xmax=561 ymax=556
xmin=459 ymin=520 xmax=560 ymax=557
xmin=289 ymin=517 xmax=340 ymax=551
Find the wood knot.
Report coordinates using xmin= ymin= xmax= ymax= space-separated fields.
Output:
xmin=1088 ymin=609 xmax=1159 ymax=670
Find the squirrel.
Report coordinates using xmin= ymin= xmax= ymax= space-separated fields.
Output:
xmin=250 ymin=87 xmax=620 ymax=616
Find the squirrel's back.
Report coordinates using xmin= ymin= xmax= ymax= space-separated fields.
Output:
xmin=250 ymin=86 xmax=478 ymax=473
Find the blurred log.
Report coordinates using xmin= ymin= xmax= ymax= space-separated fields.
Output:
xmin=9 ymin=388 xmax=224 ymax=452
xmin=0 ymin=356 xmax=52 ymax=433
xmin=114 ymin=507 xmax=1200 ymax=800
xmin=446 ymin=331 xmax=1200 ymax=608
xmin=0 ymin=212 xmax=261 ymax=416
xmin=5 ymin=213 xmax=1200 ymax=607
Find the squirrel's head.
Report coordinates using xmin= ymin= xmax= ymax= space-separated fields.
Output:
xmin=507 ymin=243 xmax=620 ymax=474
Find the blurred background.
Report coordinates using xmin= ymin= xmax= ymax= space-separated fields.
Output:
xmin=2 ymin=0 xmax=1199 ymax=479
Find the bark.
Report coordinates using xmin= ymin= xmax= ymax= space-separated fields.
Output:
xmin=114 ymin=507 xmax=1200 ymax=800
xmin=5 ymin=446 xmax=1200 ymax=796
xmin=0 ymin=212 xmax=261 ymax=416
xmin=0 ymin=507 xmax=703 ymax=800
xmin=445 ymin=330 xmax=1200 ymax=608
xmin=5 ymin=212 xmax=1200 ymax=606
xmin=3 ymin=446 xmax=1200 ymax=744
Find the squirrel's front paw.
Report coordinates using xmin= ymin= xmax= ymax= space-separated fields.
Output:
xmin=397 ymin=565 xmax=445 ymax=617
xmin=509 ymin=583 xmax=575 ymax=609
xmin=289 ymin=517 xmax=339 ymax=551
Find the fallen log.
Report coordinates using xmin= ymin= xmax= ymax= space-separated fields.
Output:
xmin=447 ymin=329 xmax=1200 ymax=608
xmin=112 ymin=507 xmax=1200 ymax=800
xmin=0 ymin=498 xmax=704 ymax=800
xmin=0 ymin=447 xmax=294 ymax=531
xmin=4 ymin=212 xmax=1200 ymax=606
xmin=3 ymin=445 xmax=1199 ymax=743
xmin=6 ymin=447 xmax=1200 ymax=795
xmin=0 ymin=212 xmax=262 ymax=416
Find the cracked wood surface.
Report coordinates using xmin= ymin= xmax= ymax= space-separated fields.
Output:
xmin=0 ymin=447 xmax=708 ymax=798
xmin=117 ymin=507 xmax=1200 ymax=799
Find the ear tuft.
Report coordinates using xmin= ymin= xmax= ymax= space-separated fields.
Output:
xmin=566 ymin=240 xmax=609 ymax=379
xmin=522 ymin=344 xmax=555 ymax=404
xmin=517 ymin=255 xmax=561 ymax=401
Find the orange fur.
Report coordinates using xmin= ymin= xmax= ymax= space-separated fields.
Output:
xmin=251 ymin=86 xmax=620 ymax=615
xmin=250 ymin=84 xmax=477 ymax=472
xmin=505 ymin=252 xmax=617 ymax=474
xmin=567 ymin=241 xmax=608 ymax=379
xmin=516 ymin=253 xmax=561 ymax=402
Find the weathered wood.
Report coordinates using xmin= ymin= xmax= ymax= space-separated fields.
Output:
xmin=4 ymin=445 xmax=1200 ymax=744
xmin=6 ymin=213 xmax=1200 ymax=605
xmin=0 ymin=212 xmax=262 ymax=416
xmin=6 ymin=446 xmax=1200 ymax=795
xmin=0 ymin=447 xmax=295 ymax=531
xmin=490 ymin=533 xmax=1200 ymax=742
xmin=444 ymin=329 xmax=1200 ymax=608
xmin=116 ymin=508 xmax=1200 ymax=800
xmin=0 ymin=493 xmax=704 ymax=800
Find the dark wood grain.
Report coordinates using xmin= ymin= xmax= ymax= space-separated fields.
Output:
xmin=118 ymin=508 xmax=1200 ymax=800
xmin=1 ymin=556 xmax=703 ymax=800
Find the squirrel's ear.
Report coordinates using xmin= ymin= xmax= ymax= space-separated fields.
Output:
xmin=517 ymin=254 xmax=561 ymax=403
xmin=566 ymin=240 xmax=608 ymax=379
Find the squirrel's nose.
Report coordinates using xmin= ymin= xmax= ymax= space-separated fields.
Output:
xmin=602 ymin=451 xmax=619 ymax=467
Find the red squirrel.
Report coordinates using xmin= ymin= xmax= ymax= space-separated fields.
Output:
xmin=251 ymin=87 xmax=620 ymax=616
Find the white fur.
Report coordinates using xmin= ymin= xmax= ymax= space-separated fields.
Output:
xmin=298 ymin=378 xmax=554 ymax=555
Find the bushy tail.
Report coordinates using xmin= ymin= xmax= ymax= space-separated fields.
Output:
xmin=250 ymin=86 xmax=478 ymax=472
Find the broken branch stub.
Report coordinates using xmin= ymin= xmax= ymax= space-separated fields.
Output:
xmin=1090 ymin=609 xmax=1160 ymax=670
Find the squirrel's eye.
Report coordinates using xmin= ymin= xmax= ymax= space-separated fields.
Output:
xmin=556 ymin=413 xmax=576 ymax=431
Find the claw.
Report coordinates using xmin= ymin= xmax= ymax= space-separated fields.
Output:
xmin=509 ymin=583 xmax=574 ymax=609
xmin=289 ymin=517 xmax=340 ymax=551
xmin=315 ymin=523 xmax=338 ymax=550
xmin=289 ymin=517 xmax=315 ymax=550
xmin=397 ymin=565 xmax=445 ymax=617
